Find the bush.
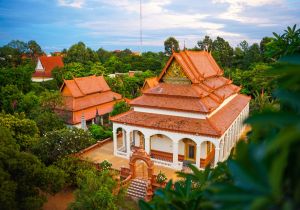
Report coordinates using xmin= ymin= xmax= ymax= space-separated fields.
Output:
xmin=88 ymin=124 xmax=112 ymax=140
xmin=34 ymin=128 xmax=96 ymax=164
xmin=156 ymin=171 xmax=167 ymax=184
xmin=99 ymin=160 xmax=112 ymax=171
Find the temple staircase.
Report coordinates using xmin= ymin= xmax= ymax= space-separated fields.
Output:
xmin=127 ymin=178 xmax=148 ymax=199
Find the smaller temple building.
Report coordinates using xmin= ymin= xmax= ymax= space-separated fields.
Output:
xmin=110 ymin=50 xmax=250 ymax=171
xmin=56 ymin=75 xmax=122 ymax=128
xmin=32 ymin=56 xmax=64 ymax=82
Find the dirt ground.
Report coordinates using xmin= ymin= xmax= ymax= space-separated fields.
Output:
xmin=43 ymin=187 xmax=75 ymax=210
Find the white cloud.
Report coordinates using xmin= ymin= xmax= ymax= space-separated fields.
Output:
xmin=57 ymin=0 xmax=85 ymax=8
xmin=213 ymin=0 xmax=283 ymax=24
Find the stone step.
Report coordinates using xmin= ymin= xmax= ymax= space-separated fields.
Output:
xmin=126 ymin=179 xmax=148 ymax=199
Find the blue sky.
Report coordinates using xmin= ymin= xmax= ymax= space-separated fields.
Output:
xmin=1 ymin=0 xmax=299 ymax=52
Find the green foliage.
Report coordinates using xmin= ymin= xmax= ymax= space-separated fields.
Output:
xmin=64 ymin=42 xmax=99 ymax=64
xmin=225 ymin=63 xmax=275 ymax=96
xmin=68 ymin=170 xmax=123 ymax=210
xmin=34 ymin=128 xmax=96 ymax=164
xmin=0 ymin=126 xmax=66 ymax=210
xmin=266 ymin=24 xmax=300 ymax=59
xmin=110 ymin=101 xmax=130 ymax=117
xmin=39 ymin=90 xmax=63 ymax=110
xmin=164 ymin=37 xmax=180 ymax=56
xmin=156 ymin=171 xmax=167 ymax=184
xmin=107 ymin=70 xmax=155 ymax=99
xmin=0 ymin=64 xmax=34 ymax=92
xmin=0 ymin=85 xmax=23 ymax=114
xmin=54 ymin=157 xmax=96 ymax=187
xmin=0 ymin=113 xmax=39 ymax=151
xmin=31 ymin=110 xmax=65 ymax=136
xmin=88 ymin=124 xmax=112 ymax=140
xmin=99 ymin=160 xmax=112 ymax=171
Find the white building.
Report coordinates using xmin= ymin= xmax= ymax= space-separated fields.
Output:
xmin=110 ymin=50 xmax=250 ymax=170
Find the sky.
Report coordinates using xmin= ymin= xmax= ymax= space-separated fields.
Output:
xmin=0 ymin=0 xmax=299 ymax=53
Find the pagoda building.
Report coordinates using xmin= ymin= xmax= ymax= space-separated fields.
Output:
xmin=57 ymin=75 xmax=122 ymax=128
xmin=110 ymin=50 xmax=250 ymax=170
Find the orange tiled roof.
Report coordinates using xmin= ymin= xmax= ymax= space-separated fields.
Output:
xmin=130 ymin=80 xmax=240 ymax=113
xmin=63 ymin=76 xmax=111 ymax=97
xmin=57 ymin=75 xmax=122 ymax=124
xmin=32 ymin=56 xmax=64 ymax=78
xmin=111 ymin=94 xmax=250 ymax=137
xmin=142 ymin=77 xmax=159 ymax=91
xmin=158 ymin=50 xmax=223 ymax=83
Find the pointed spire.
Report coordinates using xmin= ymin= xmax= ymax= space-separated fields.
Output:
xmin=81 ymin=112 xmax=87 ymax=130
xmin=183 ymin=40 xmax=186 ymax=51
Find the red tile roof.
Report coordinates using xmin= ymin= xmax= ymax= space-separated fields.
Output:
xmin=111 ymin=94 xmax=250 ymax=137
xmin=32 ymin=56 xmax=64 ymax=78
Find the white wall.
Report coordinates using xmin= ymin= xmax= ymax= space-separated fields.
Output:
xmin=150 ymin=135 xmax=173 ymax=153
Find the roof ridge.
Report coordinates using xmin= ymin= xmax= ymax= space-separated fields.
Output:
xmin=207 ymin=53 xmax=223 ymax=75
xmin=181 ymin=51 xmax=202 ymax=82
xmin=72 ymin=78 xmax=85 ymax=96
xmin=184 ymin=51 xmax=205 ymax=80
xmin=206 ymin=117 xmax=221 ymax=135
xmin=110 ymin=109 xmax=133 ymax=121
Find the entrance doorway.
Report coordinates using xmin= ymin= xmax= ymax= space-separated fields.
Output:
xmin=135 ymin=160 xmax=148 ymax=180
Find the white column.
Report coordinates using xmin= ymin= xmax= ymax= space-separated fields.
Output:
xmin=196 ymin=143 xmax=201 ymax=169
xmin=214 ymin=147 xmax=220 ymax=167
xmin=113 ymin=128 xmax=117 ymax=156
xmin=145 ymin=135 xmax=150 ymax=154
xmin=219 ymin=139 xmax=224 ymax=161
xmin=126 ymin=130 xmax=131 ymax=158
xmin=122 ymin=129 xmax=126 ymax=149
xmin=172 ymin=140 xmax=179 ymax=169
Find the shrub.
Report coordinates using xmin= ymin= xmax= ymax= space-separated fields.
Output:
xmin=156 ymin=171 xmax=167 ymax=184
xmin=88 ymin=124 xmax=112 ymax=140
xmin=99 ymin=160 xmax=112 ymax=171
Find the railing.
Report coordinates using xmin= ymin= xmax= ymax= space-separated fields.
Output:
xmin=151 ymin=158 xmax=173 ymax=168
xmin=116 ymin=151 xmax=127 ymax=157
xmin=200 ymin=148 xmax=215 ymax=168
xmin=150 ymin=150 xmax=184 ymax=162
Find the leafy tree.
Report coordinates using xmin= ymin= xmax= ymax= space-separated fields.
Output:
xmin=212 ymin=36 xmax=234 ymax=68
xmin=34 ymin=128 xmax=96 ymax=164
xmin=68 ymin=170 xmax=124 ymax=210
xmin=40 ymin=90 xmax=63 ymax=111
xmin=0 ymin=126 xmax=66 ymax=210
xmin=64 ymin=42 xmax=98 ymax=64
xmin=31 ymin=110 xmax=65 ymax=136
xmin=260 ymin=37 xmax=273 ymax=62
xmin=164 ymin=37 xmax=179 ymax=56
xmin=54 ymin=157 xmax=97 ymax=187
xmin=27 ymin=40 xmax=43 ymax=60
xmin=0 ymin=113 xmax=39 ymax=151
xmin=0 ymin=64 xmax=34 ymax=92
xmin=0 ymin=85 xmax=23 ymax=114
xmin=197 ymin=35 xmax=213 ymax=51
xmin=17 ymin=91 xmax=40 ymax=115
xmin=110 ymin=101 xmax=130 ymax=117
xmin=266 ymin=24 xmax=300 ymax=59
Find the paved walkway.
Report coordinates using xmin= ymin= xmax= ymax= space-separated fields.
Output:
xmin=79 ymin=141 xmax=182 ymax=181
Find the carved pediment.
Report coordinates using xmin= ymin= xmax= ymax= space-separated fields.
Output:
xmin=162 ymin=60 xmax=191 ymax=85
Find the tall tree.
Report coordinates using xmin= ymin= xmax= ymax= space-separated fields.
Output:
xmin=197 ymin=35 xmax=213 ymax=51
xmin=27 ymin=40 xmax=43 ymax=60
xmin=64 ymin=42 xmax=98 ymax=64
xmin=164 ymin=37 xmax=179 ymax=56
xmin=212 ymin=36 xmax=234 ymax=68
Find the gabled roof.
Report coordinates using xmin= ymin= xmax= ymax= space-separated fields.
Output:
xmin=61 ymin=75 xmax=111 ymax=98
xmin=142 ymin=77 xmax=159 ymax=91
xmin=33 ymin=56 xmax=64 ymax=78
xmin=158 ymin=50 xmax=223 ymax=83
